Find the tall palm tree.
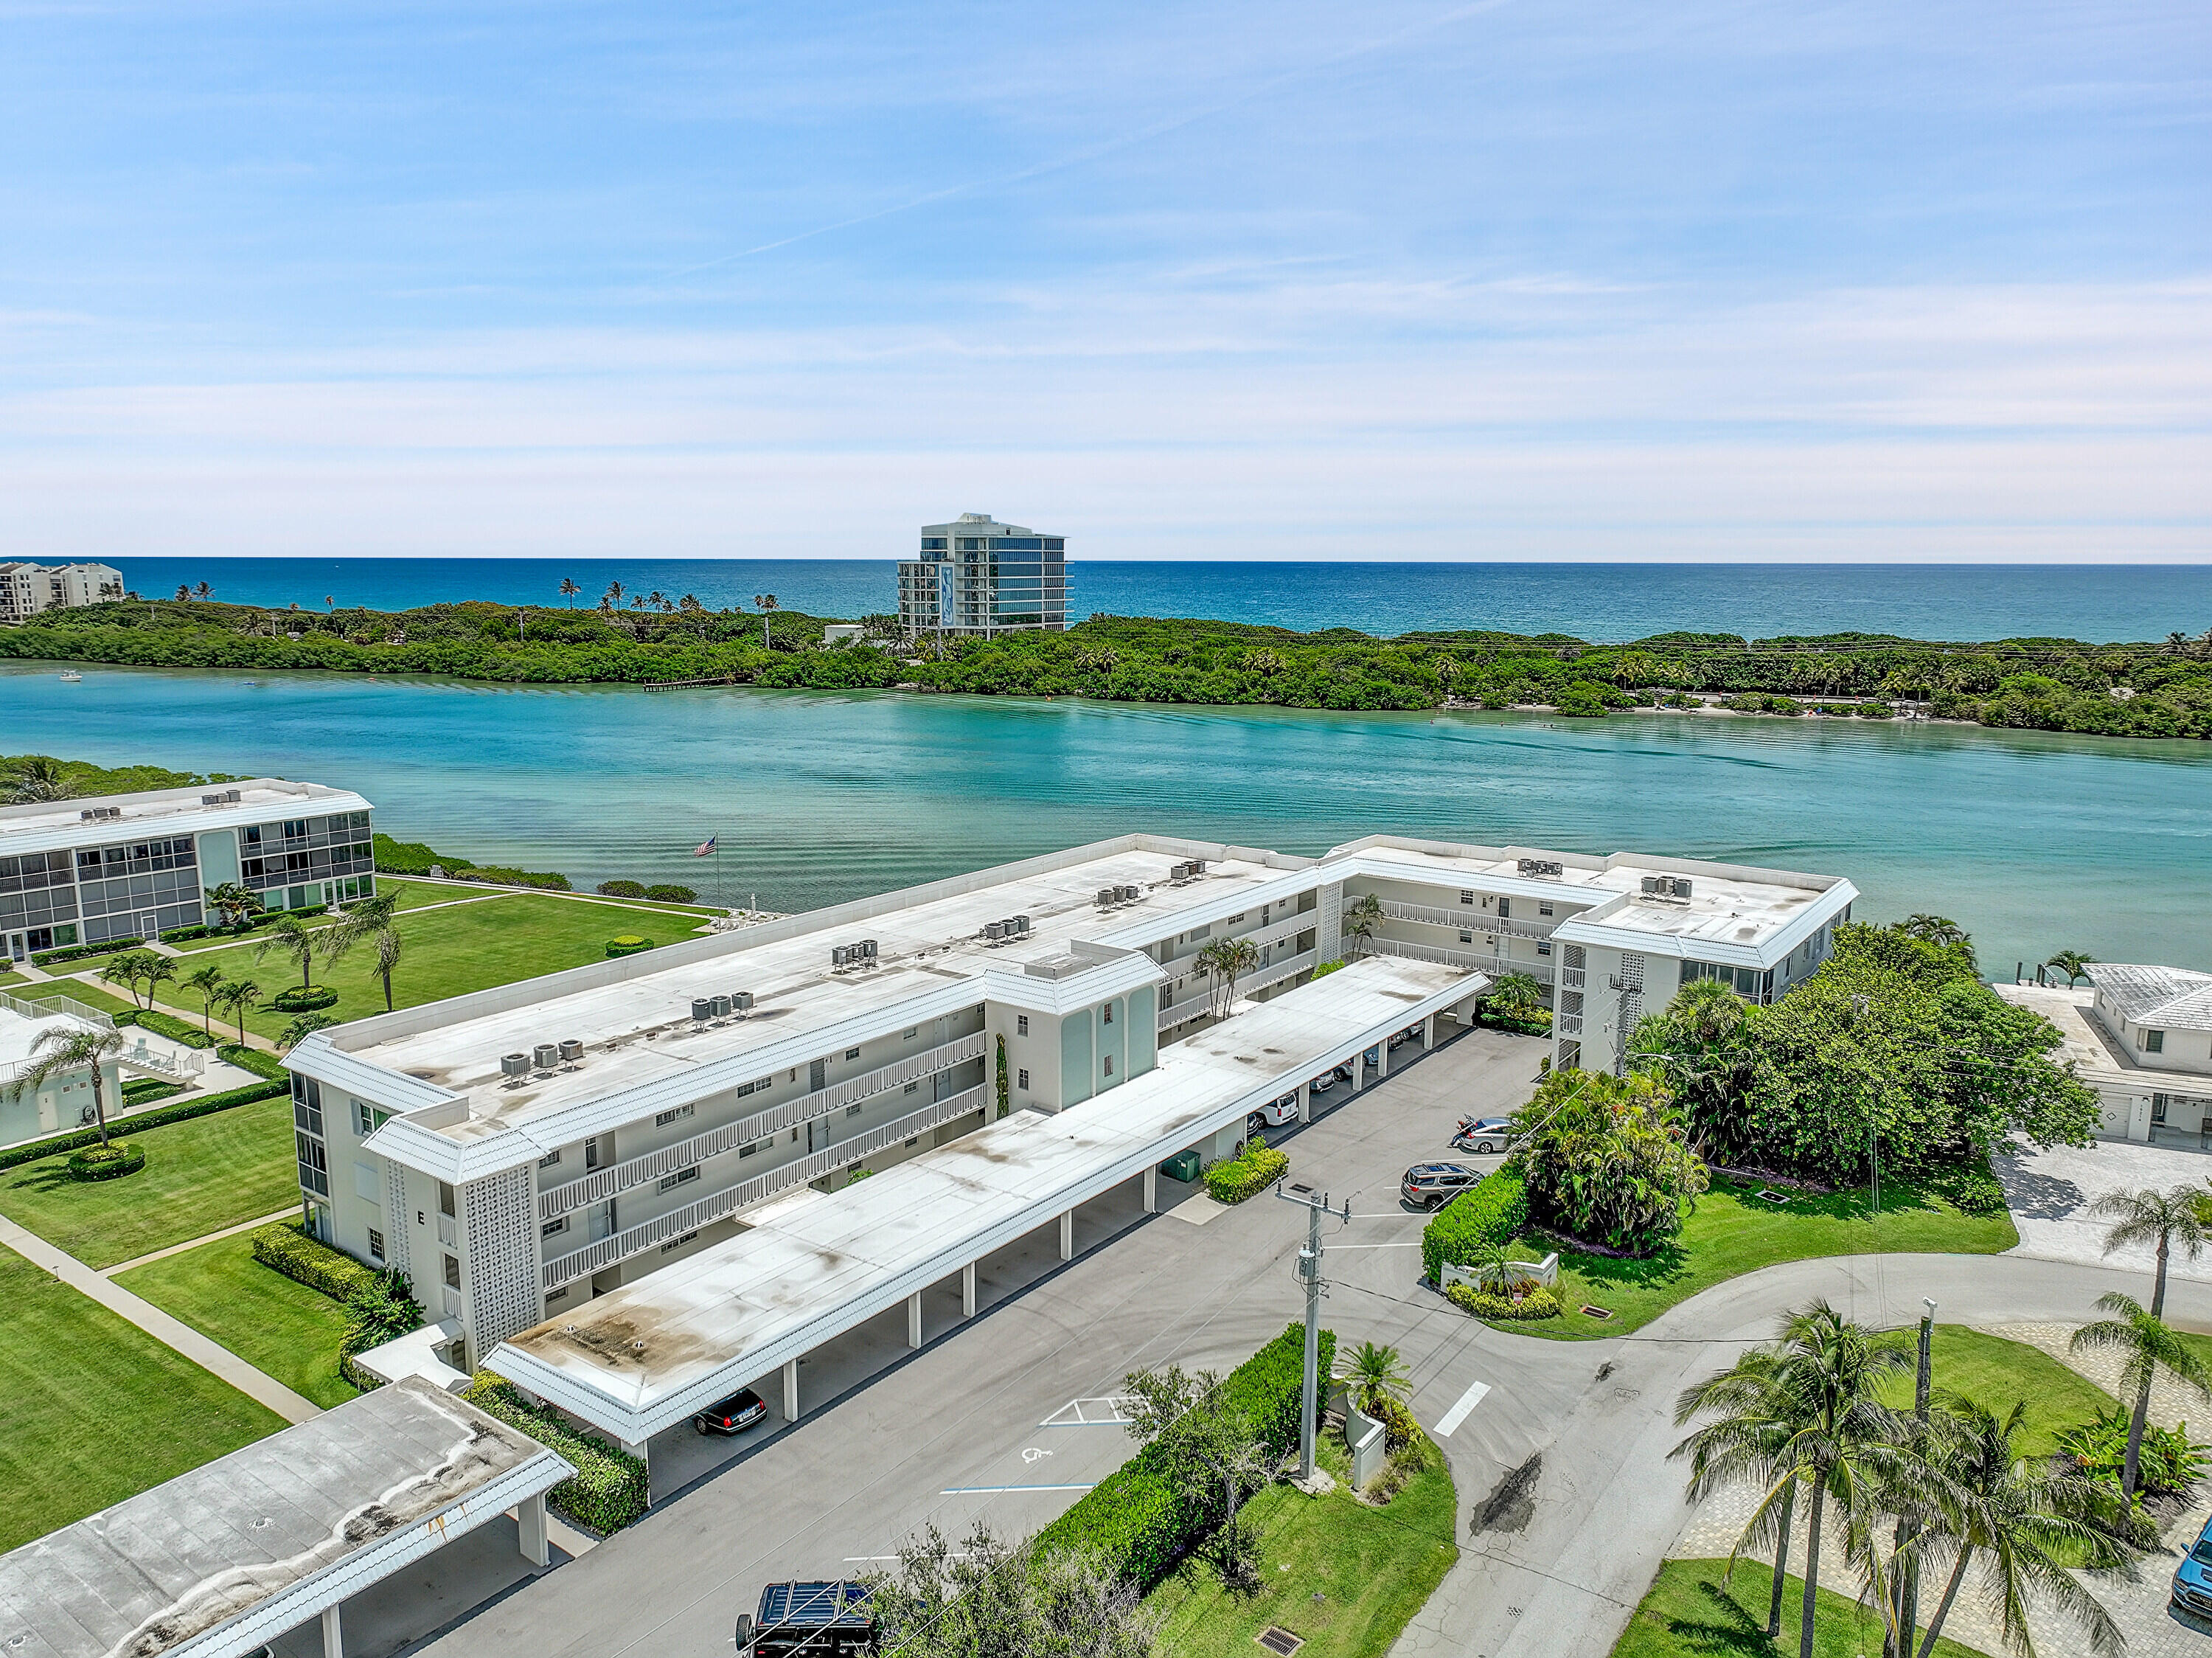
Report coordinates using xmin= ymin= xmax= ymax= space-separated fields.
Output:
xmin=1672 ymin=1344 xmax=1808 ymax=1637
xmin=1336 ymin=1341 xmax=1412 ymax=1417
xmin=604 ymin=579 xmax=625 ymax=610
xmin=213 ymin=978 xmax=262 ymax=1042
xmin=194 ymin=581 xmax=212 ymax=600
xmin=323 ymin=892 xmax=403 ymax=1010
xmin=138 ymin=954 xmax=178 ymax=1012
xmin=1343 ymin=892 xmax=1385 ymax=958
xmin=255 ymin=915 xmax=320 ymax=991
xmin=1902 ymin=1396 xmax=2134 ymax=1658
xmin=100 ymin=950 xmax=150 ymax=1008
xmin=1674 ymin=1302 xmax=1911 ymax=1658
xmin=20 ymin=1024 xmax=127 ymax=1145
xmin=2069 ymin=1291 xmax=2212 ymax=1498
xmin=1195 ymin=935 xmax=1259 ymax=1019
xmin=2043 ymin=949 xmax=2094 ymax=988
xmin=183 ymin=963 xmax=227 ymax=1036
xmin=2088 ymin=1182 xmax=2209 ymax=1318
xmin=559 ymin=577 xmax=580 ymax=608
xmin=1 ymin=755 xmax=77 ymax=804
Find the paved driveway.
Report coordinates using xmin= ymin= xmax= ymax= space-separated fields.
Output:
xmin=1997 ymin=1138 xmax=2212 ymax=1284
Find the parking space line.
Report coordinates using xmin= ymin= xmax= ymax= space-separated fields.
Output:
xmin=1433 ymin=1378 xmax=1491 ymax=1437
xmin=939 ymin=1482 xmax=1098 ymax=1495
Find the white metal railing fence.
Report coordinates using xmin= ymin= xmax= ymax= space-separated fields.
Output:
xmin=1346 ymin=936 xmax=1534 ymax=980
xmin=540 ymin=1083 xmax=991 ymax=1288
xmin=2 ymin=988 xmax=116 ymax=1032
xmin=1369 ymin=898 xmax=1558 ymax=941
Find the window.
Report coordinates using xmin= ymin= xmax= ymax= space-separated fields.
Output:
xmin=903 ymin=1026 xmax=918 ymax=1039
xmin=845 ymin=1047 xmax=860 ymax=1061
xmin=1460 ymin=889 xmax=1475 ymax=906
xmin=541 ymin=1216 xmax=568 ymax=1237
xmin=538 ymin=1150 xmax=561 ymax=1168
xmin=847 ymin=1103 xmax=863 ymax=1116
xmin=1018 ymin=1068 xmax=1030 ymax=1090
xmin=2153 ymin=1094 xmax=2169 ymax=1124
xmin=1498 ymin=898 xmax=1512 ymax=920
xmin=546 ymin=1286 xmax=570 ymax=1304
xmin=1101 ymin=1003 xmax=1114 ymax=1025
xmin=739 ymin=1141 xmax=759 ymax=1158
xmin=1537 ymin=942 xmax=1552 ymax=957
xmin=442 ymin=1254 xmax=461 ymax=1290
xmin=2147 ymin=1030 xmax=2166 ymax=1053
xmin=1459 ymin=930 xmax=1474 ymax=944
xmin=295 ymin=1133 xmax=329 ymax=1196
xmin=1102 ymin=1055 xmax=1115 ymax=1077
xmin=438 ymin=1180 xmax=456 ymax=1218
xmin=352 ymin=1101 xmax=390 ymax=1137
xmin=660 ymin=1232 xmax=699 ymax=1254
xmin=366 ymin=1227 xmax=386 ymax=1260
xmin=1016 ymin=1016 xmax=1029 ymax=1036
xmin=655 ymin=1105 xmax=695 ymax=1128
xmin=735 ymin=1075 xmax=772 ymax=1097
xmin=1539 ymin=903 xmax=1554 ymax=918
xmin=658 ymin=1166 xmax=700 ymax=1193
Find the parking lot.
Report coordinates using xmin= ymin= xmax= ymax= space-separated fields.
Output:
xmin=374 ymin=1020 xmax=1553 ymax=1658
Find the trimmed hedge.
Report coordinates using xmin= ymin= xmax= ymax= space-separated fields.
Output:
xmin=118 ymin=1007 xmax=219 ymax=1049
xmin=271 ymin=985 xmax=339 ymax=1013
xmin=31 ymin=940 xmax=130 ymax=968
xmin=219 ymin=1042 xmax=289 ymax=1080
xmin=1446 ymin=1281 xmax=1562 ymax=1321
xmin=68 ymin=1142 xmax=145 ymax=1181
xmin=453 ymin=865 xmax=572 ymax=891
xmin=0 ymin=1076 xmax=287 ymax=1170
xmin=1034 ymin=1321 xmax=1335 ymax=1589
xmin=250 ymin=1221 xmax=384 ymax=1301
xmin=1480 ymin=1008 xmax=1553 ymax=1036
xmin=1420 ymin=1162 xmax=1529 ymax=1284
xmin=121 ymin=1077 xmax=185 ymax=1107
xmin=1203 ymin=1141 xmax=1288 ymax=1204
xmin=464 ymin=1373 xmax=651 ymax=1533
xmin=644 ymin=884 xmax=696 ymax=903
xmin=596 ymin=880 xmax=647 ymax=898
xmin=605 ymin=934 xmax=654 ymax=957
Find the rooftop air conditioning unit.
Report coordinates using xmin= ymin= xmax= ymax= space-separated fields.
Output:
xmin=558 ymin=1038 xmax=585 ymax=1063
xmin=500 ymin=1052 xmax=531 ymax=1080
xmin=1669 ymin=877 xmax=1693 ymax=899
xmin=831 ymin=944 xmax=852 ymax=968
xmin=1517 ymin=858 xmax=1563 ymax=879
xmin=1096 ymin=888 xmax=1116 ymax=907
xmin=223 ymin=789 xmax=242 ymax=802
xmin=691 ymin=997 xmax=713 ymax=1022
xmin=533 ymin=1043 xmax=560 ymax=1070
xmin=710 ymin=993 xmax=732 ymax=1018
xmin=861 ymin=939 xmax=877 ymax=960
xmin=731 ymin=991 xmax=754 ymax=1012
xmin=1010 ymin=915 xmax=1030 ymax=935
xmin=984 ymin=921 xmax=1006 ymax=942
xmin=1118 ymin=884 xmax=1139 ymax=903
xmin=201 ymin=793 xmax=226 ymax=806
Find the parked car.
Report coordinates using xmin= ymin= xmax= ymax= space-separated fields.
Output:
xmin=1452 ymin=1117 xmax=1516 ymax=1154
xmin=1401 ymin=1162 xmax=1484 ymax=1210
xmin=1245 ymin=1092 xmax=1299 ymax=1137
xmin=737 ymin=1581 xmax=875 ymax=1657
xmin=2174 ymin=1514 xmax=2212 ymax=1626
xmin=694 ymin=1385 xmax=769 ymax=1436
xmin=1308 ymin=1069 xmax=1338 ymax=1095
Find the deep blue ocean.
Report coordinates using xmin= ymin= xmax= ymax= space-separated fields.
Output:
xmin=115 ymin=558 xmax=2212 ymax=644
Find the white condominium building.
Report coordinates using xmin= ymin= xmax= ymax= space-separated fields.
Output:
xmin=1997 ymin=962 xmax=2212 ymax=1147
xmin=897 ymin=513 xmax=1068 ymax=635
xmin=286 ymin=832 xmax=1855 ymax=1396
xmin=0 ymin=561 xmax=125 ymax=621
xmin=0 ymin=780 xmax=377 ymax=962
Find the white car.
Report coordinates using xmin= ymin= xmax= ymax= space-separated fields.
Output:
xmin=1245 ymin=1092 xmax=1300 ymax=1137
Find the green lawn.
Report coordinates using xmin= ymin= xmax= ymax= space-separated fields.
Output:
xmin=116 ymin=1229 xmax=361 ymax=1409
xmin=40 ymin=977 xmax=143 ymax=1019
xmin=1484 ymin=1175 xmax=2020 ymax=1340
xmin=1613 ymin=1560 xmax=1992 ymax=1658
xmin=1872 ymin=1326 xmax=2115 ymax=1456
xmin=0 ymin=1242 xmax=285 ymax=1550
xmin=1144 ymin=1435 xmax=1458 ymax=1658
xmin=0 ymin=1092 xmax=299 ymax=1267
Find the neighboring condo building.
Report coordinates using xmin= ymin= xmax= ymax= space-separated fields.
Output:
xmin=898 ymin=513 xmax=1067 ymax=635
xmin=1997 ymin=962 xmax=2212 ymax=1145
xmin=0 ymin=779 xmax=376 ymax=962
xmin=0 ymin=993 xmax=124 ymax=1147
xmin=285 ymin=832 xmax=1854 ymax=1381
xmin=0 ymin=561 xmax=125 ymax=622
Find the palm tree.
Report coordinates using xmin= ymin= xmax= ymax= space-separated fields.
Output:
xmin=2089 ymin=1182 xmax=2209 ymax=1319
xmin=213 ymin=978 xmax=262 ymax=1042
xmin=203 ymin=881 xmax=259 ymax=930
xmin=1898 ymin=915 xmax=1966 ymax=946
xmin=255 ymin=915 xmax=320 ymax=992
xmin=100 ymin=950 xmax=150 ymax=1008
xmin=138 ymin=954 xmax=178 ymax=1012
xmin=2167 ymin=631 xmax=2188 ymax=654
xmin=2069 ymin=1290 xmax=2212 ymax=1498
xmin=183 ymin=963 xmax=227 ymax=1036
xmin=1344 ymin=892 xmax=1385 ymax=958
xmin=1673 ymin=1302 xmax=1911 ymax=1658
xmin=20 ymin=1024 xmax=127 ymax=1145
xmin=559 ymin=577 xmax=580 ymax=608
xmin=0 ymin=755 xmax=77 ymax=804
xmin=175 ymin=583 xmax=190 ymax=600
xmin=1337 ymin=1341 xmax=1412 ymax=1417
xmin=604 ymin=579 xmax=625 ymax=610
xmin=323 ymin=892 xmax=403 ymax=1010
xmin=278 ymin=1012 xmax=341 ymax=1052
xmin=1486 ymin=971 xmax=1545 ymax=1019
xmin=1902 ymin=1396 xmax=2134 ymax=1658
xmin=2043 ymin=949 xmax=2095 ymax=988
xmin=1195 ymin=936 xmax=1259 ymax=1018
xmin=194 ymin=581 xmax=212 ymax=600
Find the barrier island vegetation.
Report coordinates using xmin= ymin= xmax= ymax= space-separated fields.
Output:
xmin=9 ymin=593 xmax=2212 ymax=739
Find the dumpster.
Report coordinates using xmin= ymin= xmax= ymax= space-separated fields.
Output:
xmin=1160 ymin=1149 xmax=1202 ymax=1183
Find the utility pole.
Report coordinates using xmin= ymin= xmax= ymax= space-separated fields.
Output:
xmin=1275 ymin=1183 xmax=1347 ymax=1485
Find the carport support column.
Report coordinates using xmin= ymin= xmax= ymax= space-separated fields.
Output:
xmin=908 ymin=1290 xmax=923 ymax=1349
xmin=1296 ymin=1080 xmax=1310 ymax=1123
xmin=1425 ymin=1013 xmax=1438 ymax=1048
xmin=1375 ymin=1040 xmax=1390 ymax=1081
xmin=783 ymin=1357 xmax=801 ymax=1422
xmin=321 ymin=1603 xmax=344 ymax=1658
xmin=1143 ymin=1165 xmax=1158 ymax=1214
xmin=1059 ymin=1209 xmax=1074 ymax=1261
xmin=962 ymin=1260 xmax=978 ymax=1317
xmin=518 ymin=1491 xmax=549 ymax=1567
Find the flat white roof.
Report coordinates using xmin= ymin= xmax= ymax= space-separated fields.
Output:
xmin=0 ymin=1378 xmax=569 ymax=1658
xmin=0 ymin=777 xmax=372 ymax=859
xmin=488 ymin=954 xmax=1480 ymax=1441
xmin=0 ymin=998 xmax=102 ymax=1083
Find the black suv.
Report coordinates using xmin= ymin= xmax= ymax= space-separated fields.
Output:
xmin=1401 ymin=1162 xmax=1483 ymax=1210
xmin=738 ymin=1581 xmax=874 ymax=1657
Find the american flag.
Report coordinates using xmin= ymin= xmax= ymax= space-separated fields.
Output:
xmin=694 ymin=834 xmax=717 ymax=857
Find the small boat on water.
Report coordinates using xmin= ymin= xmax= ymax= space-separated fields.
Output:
xmin=58 ymin=670 xmax=82 ymax=682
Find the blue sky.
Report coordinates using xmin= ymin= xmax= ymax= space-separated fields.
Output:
xmin=1 ymin=0 xmax=2206 ymax=562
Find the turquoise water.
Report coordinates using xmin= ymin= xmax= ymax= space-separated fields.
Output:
xmin=7 ymin=662 xmax=2208 ymax=977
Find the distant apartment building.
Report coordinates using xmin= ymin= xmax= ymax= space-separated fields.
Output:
xmin=0 ymin=779 xmax=375 ymax=962
xmin=0 ymin=561 xmax=125 ymax=622
xmin=898 ymin=513 xmax=1067 ymax=636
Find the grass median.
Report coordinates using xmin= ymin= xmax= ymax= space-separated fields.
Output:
xmin=1478 ymin=1173 xmax=2018 ymax=1340
xmin=116 ymin=1229 xmax=360 ymax=1409
xmin=1613 ymin=1560 xmax=1993 ymax=1658
xmin=0 ymin=1241 xmax=285 ymax=1550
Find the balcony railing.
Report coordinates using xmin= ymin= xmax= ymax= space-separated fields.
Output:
xmin=538 ymin=1030 xmax=990 ymax=1219
xmin=1158 ymin=950 xmax=1317 ymax=1032
xmin=541 ymin=1083 xmax=990 ymax=1289
xmin=1352 ymin=936 xmax=1540 ymax=980
xmin=1366 ymin=898 xmax=1559 ymax=940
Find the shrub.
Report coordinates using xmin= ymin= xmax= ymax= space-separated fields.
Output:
xmin=453 ymin=865 xmax=571 ymax=891
xmin=644 ymin=884 xmax=696 ymax=903
xmin=251 ymin=1221 xmax=383 ymax=1301
xmin=1513 ymin=1067 xmax=1707 ymax=1255
xmin=121 ymin=1077 xmax=184 ymax=1107
xmin=32 ymin=940 xmax=133 ymax=967
xmin=341 ymin=1269 xmax=425 ymax=1361
xmin=1421 ymin=1162 xmax=1528 ymax=1283
xmin=116 ymin=1007 xmax=218 ymax=1049
xmin=605 ymin=934 xmax=654 ymax=957
xmin=1446 ymin=1281 xmax=1562 ymax=1320
xmin=271 ymin=985 xmax=339 ymax=1013
xmin=1310 ymin=960 xmax=1345 ymax=979
xmin=373 ymin=832 xmax=447 ymax=874
xmin=2056 ymin=1406 xmax=2210 ymax=1497
xmin=597 ymin=879 xmax=647 ymax=898
xmin=0 ymin=1078 xmax=286 ymax=1170
xmin=1203 ymin=1140 xmax=1288 ymax=1204
xmin=463 ymin=1373 xmax=651 ymax=1533
xmin=1034 ymin=1321 xmax=1333 ymax=1589
xmin=219 ymin=1042 xmax=289 ymax=1080
xmin=1554 ymin=681 xmax=1613 ymax=718
xmin=67 ymin=1142 xmax=145 ymax=1181
xmin=1924 ymin=1153 xmax=2008 ymax=1216
xmin=1481 ymin=1007 xmax=1552 ymax=1036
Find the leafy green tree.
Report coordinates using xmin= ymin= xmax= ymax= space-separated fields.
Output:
xmin=2069 ymin=1291 xmax=2212 ymax=1499
xmin=0 ymin=755 xmax=76 ymax=804
xmin=1630 ymin=977 xmax=1758 ymax=1162
xmin=2089 ymin=1182 xmax=2209 ymax=1318
xmin=866 ymin=1523 xmax=1159 ymax=1658
xmin=341 ymin=1269 xmax=424 ymax=1359
xmin=1485 ymin=971 xmax=1545 ymax=1019
xmin=183 ymin=963 xmax=227 ymax=1036
xmin=1121 ymin=1363 xmax=1269 ymax=1578
xmin=1509 ymin=1067 xmax=1708 ymax=1255
xmin=255 ymin=914 xmax=321 ymax=991
xmin=21 ymin=1024 xmax=127 ymax=1145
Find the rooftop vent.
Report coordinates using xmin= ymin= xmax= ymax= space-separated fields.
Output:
xmin=1517 ymin=858 xmax=1564 ymax=879
xmin=533 ymin=1043 xmax=560 ymax=1070
xmin=558 ymin=1038 xmax=585 ymax=1063
xmin=500 ymin=1052 xmax=531 ymax=1080
xmin=77 ymin=805 xmax=122 ymax=822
